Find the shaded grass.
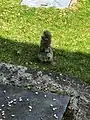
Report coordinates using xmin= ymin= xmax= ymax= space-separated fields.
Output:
xmin=0 ymin=37 xmax=90 ymax=83
xmin=0 ymin=0 xmax=90 ymax=83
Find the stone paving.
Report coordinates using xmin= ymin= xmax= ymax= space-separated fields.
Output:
xmin=0 ymin=63 xmax=90 ymax=120
xmin=21 ymin=0 xmax=72 ymax=9
xmin=0 ymin=84 xmax=70 ymax=120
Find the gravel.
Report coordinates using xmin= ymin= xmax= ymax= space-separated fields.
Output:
xmin=0 ymin=63 xmax=90 ymax=120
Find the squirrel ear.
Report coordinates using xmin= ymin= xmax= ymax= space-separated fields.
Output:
xmin=41 ymin=36 xmax=44 ymax=39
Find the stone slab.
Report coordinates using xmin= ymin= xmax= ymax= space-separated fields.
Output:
xmin=0 ymin=84 xmax=70 ymax=120
xmin=21 ymin=0 xmax=71 ymax=9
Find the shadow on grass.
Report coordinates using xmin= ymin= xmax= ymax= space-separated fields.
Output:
xmin=0 ymin=36 xmax=90 ymax=83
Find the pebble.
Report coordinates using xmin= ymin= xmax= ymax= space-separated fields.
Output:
xmin=60 ymin=73 xmax=62 ymax=76
xmin=49 ymin=73 xmax=52 ymax=75
xmin=56 ymin=76 xmax=59 ymax=79
xmin=37 ymin=71 xmax=42 ymax=76
xmin=25 ymin=62 xmax=28 ymax=65
xmin=3 ymin=77 xmax=6 ymax=81
xmin=48 ymin=78 xmax=51 ymax=80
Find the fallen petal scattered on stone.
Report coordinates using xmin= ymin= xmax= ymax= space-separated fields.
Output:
xmin=19 ymin=97 xmax=23 ymax=102
xmin=28 ymin=106 xmax=32 ymax=109
xmin=44 ymin=95 xmax=47 ymax=98
xmin=13 ymin=99 xmax=16 ymax=102
xmin=3 ymin=90 xmax=6 ymax=93
xmin=1 ymin=104 xmax=4 ymax=107
xmin=54 ymin=114 xmax=58 ymax=119
xmin=2 ymin=116 xmax=6 ymax=119
xmin=50 ymin=104 xmax=53 ymax=107
xmin=29 ymin=109 xmax=32 ymax=112
xmin=7 ymin=96 xmax=10 ymax=99
xmin=11 ymin=114 xmax=15 ymax=117
xmin=53 ymin=98 xmax=56 ymax=101
xmin=53 ymin=107 xmax=57 ymax=111
xmin=26 ymin=98 xmax=29 ymax=101
xmin=35 ymin=92 xmax=38 ymax=95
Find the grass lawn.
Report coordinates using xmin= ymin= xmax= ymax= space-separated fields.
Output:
xmin=0 ymin=0 xmax=90 ymax=83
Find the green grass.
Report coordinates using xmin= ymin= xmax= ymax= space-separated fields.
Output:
xmin=0 ymin=0 xmax=90 ymax=83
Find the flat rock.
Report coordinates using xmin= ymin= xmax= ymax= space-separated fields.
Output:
xmin=0 ymin=84 xmax=70 ymax=120
xmin=21 ymin=0 xmax=71 ymax=9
